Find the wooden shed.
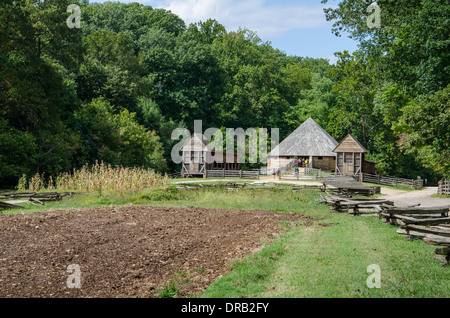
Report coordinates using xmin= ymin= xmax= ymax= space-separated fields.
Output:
xmin=333 ymin=134 xmax=376 ymax=178
xmin=181 ymin=133 xmax=239 ymax=178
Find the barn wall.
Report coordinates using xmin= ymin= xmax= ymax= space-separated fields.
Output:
xmin=267 ymin=157 xmax=293 ymax=170
xmin=363 ymin=160 xmax=376 ymax=174
xmin=312 ymin=156 xmax=336 ymax=172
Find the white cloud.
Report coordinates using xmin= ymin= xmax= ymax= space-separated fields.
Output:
xmin=327 ymin=54 xmax=338 ymax=65
xmin=158 ymin=0 xmax=328 ymax=38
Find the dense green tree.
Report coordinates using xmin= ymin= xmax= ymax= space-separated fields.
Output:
xmin=74 ymin=98 xmax=167 ymax=171
xmin=323 ymin=0 xmax=449 ymax=95
xmin=81 ymin=2 xmax=185 ymax=46
xmin=400 ymin=86 xmax=450 ymax=177
xmin=77 ymin=30 xmax=145 ymax=110
xmin=285 ymin=74 xmax=336 ymax=130
xmin=322 ymin=0 xmax=449 ymax=180
xmin=0 ymin=120 xmax=37 ymax=186
xmin=1 ymin=0 xmax=83 ymax=181
xmin=1 ymin=0 xmax=446 ymax=187
xmin=138 ymin=27 xmax=225 ymax=129
xmin=185 ymin=19 xmax=227 ymax=44
xmin=211 ymin=29 xmax=311 ymax=137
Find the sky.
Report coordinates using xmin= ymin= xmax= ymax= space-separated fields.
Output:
xmin=91 ymin=0 xmax=359 ymax=64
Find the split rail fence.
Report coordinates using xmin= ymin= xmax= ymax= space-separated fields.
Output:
xmin=361 ymin=173 xmax=423 ymax=189
xmin=0 ymin=192 xmax=75 ymax=210
xmin=319 ymin=189 xmax=450 ymax=266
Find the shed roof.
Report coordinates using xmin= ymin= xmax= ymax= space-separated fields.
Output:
xmin=268 ymin=117 xmax=339 ymax=157
xmin=333 ymin=134 xmax=368 ymax=153
xmin=181 ymin=133 xmax=214 ymax=152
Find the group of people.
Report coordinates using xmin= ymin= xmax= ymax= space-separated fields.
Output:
xmin=272 ymin=158 xmax=310 ymax=179
xmin=273 ymin=168 xmax=281 ymax=179
xmin=297 ymin=158 xmax=309 ymax=167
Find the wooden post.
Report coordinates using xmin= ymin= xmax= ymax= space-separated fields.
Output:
xmin=352 ymin=152 xmax=355 ymax=175
xmin=360 ymin=153 xmax=362 ymax=176
xmin=240 ymin=170 xmax=242 ymax=179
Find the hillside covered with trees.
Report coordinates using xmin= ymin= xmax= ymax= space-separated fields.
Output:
xmin=0 ymin=0 xmax=448 ymax=187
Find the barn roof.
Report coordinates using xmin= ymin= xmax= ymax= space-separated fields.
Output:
xmin=333 ymin=134 xmax=368 ymax=153
xmin=268 ymin=117 xmax=339 ymax=157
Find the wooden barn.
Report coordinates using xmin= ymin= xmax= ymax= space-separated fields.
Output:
xmin=181 ymin=133 xmax=239 ymax=178
xmin=267 ymin=117 xmax=339 ymax=173
xmin=333 ymin=134 xmax=376 ymax=178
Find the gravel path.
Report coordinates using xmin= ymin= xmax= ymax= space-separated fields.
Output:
xmin=380 ymin=187 xmax=450 ymax=207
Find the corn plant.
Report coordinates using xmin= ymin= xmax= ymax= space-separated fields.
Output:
xmin=16 ymin=162 xmax=169 ymax=192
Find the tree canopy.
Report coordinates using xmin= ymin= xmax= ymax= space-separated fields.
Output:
xmin=0 ymin=0 xmax=448 ymax=186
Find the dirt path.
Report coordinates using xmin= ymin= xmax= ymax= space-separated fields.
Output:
xmin=174 ymin=179 xmax=449 ymax=207
xmin=0 ymin=205 xmax=309 ymax=298
xmin=380 ymin=186 xmax=450 ymax=207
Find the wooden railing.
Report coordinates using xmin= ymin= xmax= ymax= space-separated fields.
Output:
xmin=361 ymin=173 xmax=423 ymax=189
xmin=205 ymin=170 xmax=260 ymax=180
xmin=283 ymin=159 xmax=301 ymax=172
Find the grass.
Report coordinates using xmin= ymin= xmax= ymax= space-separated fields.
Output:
xmin=157 ymin=280 xmax=180 ymax=298
xmin=0 ymin=179 xmax=448 ymax=298
xmin=432 ymin=194 xmax=449 ymax=198
xmin=361 ymin=182 xmax=418 ymax=191
xmin=201 ymin=215 xmax=449 ymax=298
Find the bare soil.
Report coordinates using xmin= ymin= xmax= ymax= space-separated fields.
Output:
xmin=0 ymin=205 xmax=309 ymax=298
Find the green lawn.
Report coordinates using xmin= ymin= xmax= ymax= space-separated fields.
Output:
xmin=202 ymin=213 xmax=448 ymax=298
xmin=1 ymin=181 xmax=448 ymax=298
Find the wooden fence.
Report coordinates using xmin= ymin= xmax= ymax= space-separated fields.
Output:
xmin=361 ymin=173 xmax=423 ymax=189
xmin=0 ymin=192 xmax=75 ymax=210
xmin=383 ymin=204 xmax=450 ymax=265
xmin=205 ymin=170 xmax=260 ymax=180
xmin=320 ymin=191 xmax=450 ymax=265
xmin=438 ymin=179 xmax=450 ymax=195
xmin=319 ymin=176 xmax=380 ymax=196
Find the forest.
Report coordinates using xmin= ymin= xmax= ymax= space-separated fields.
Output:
xmin=0 ymin=0 xmax=448 ymax=187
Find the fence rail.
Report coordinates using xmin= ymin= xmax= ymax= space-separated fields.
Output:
xmin=205 ymin=170 xmax=260 ymax=180
xmin=438 ymin=180 xmax=450 ymax=195
xmin=361 ymin=173 xmax=423 ymax=189
xmin=320 ymin=192 xmax=450 ymax=265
